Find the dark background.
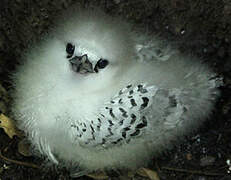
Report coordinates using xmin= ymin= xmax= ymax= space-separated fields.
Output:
xmin=0 ymin=0 xmax=230 ymax=179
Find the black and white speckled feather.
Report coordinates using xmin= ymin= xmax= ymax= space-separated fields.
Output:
xmin=69 ymin=84 xmax=157 ymax=147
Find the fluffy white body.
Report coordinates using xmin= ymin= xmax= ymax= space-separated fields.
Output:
xmin=11 ymin=9 xmax=221 ymax=172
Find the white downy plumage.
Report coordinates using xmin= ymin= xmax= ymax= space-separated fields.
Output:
xmin=11 ymin=8 xmax=221 ymax=173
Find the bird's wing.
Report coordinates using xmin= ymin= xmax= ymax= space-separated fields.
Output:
xmin=70 ymin=84 xmax=158 ymax=148
xmin=70 ymin=84 xmax=196 ymax=148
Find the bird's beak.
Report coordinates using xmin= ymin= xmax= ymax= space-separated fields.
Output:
xmin=69 ymin=54 xmax=94 ymax=74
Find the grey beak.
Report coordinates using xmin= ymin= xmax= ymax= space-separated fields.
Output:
xmin=69 ymin=54 xmax=94 ymax=74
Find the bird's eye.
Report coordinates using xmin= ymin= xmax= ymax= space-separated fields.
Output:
xmin=97 ymin=59 xmax=109 ymax=69
xmin=66 ymin=43 xmax=75 ymax=57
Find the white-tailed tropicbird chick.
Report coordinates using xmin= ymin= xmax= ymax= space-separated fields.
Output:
xmin=11 ymin=8 xmax=221 ymax=173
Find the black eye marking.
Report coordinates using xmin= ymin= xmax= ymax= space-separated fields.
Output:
xmin=94 ymin=59 xmax=109 ymax=73
xmin=66 ymin=43 xmax=75 ymax=58
xmin=97 ymin=59 xmax=109 ymax=69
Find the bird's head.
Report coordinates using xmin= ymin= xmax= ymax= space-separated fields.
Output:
xmin=52 ymin=9 xmax=136 ymax=92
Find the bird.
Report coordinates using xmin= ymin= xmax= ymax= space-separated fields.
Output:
xmin=11 ymin=7 xmax=221 ymax=175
